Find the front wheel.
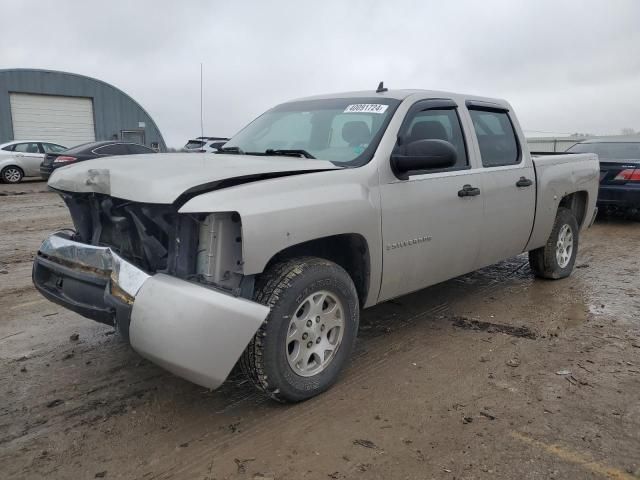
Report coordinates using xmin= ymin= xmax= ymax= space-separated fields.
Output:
xmin=529 ymin=207 xmax=579 ymax=279
xmin=240 ymin=257 xmax=359 ymax=402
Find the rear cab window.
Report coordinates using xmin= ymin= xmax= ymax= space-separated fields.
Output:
xmin=468 ymin=107 xmax=520 ymax=167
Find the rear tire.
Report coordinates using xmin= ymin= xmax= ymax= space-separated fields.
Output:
xmin=1 ymin=166 xmax=24 ymax=183
xmin=529 ymin=207 xmax=579 ymax=279
xmin=240 ymin=257 xmax=359 ymax=402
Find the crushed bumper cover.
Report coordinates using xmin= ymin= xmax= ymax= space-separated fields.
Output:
xmin=33 ymin=232 xmax=269 ymax=389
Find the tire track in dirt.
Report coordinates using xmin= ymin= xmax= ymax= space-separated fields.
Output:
xmin=3 ymin=207 xmax=637 ymax=479
xmin=130 ymin=259 xmax=536 ymax=479
xmin=148 ymin=252 xmax=598 ymax=478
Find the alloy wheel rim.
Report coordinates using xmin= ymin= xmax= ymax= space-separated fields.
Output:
xmin=286 ymin=290 xmax=345 ymax=377
xmin=556 ymin=224 xmax=574 ymax=268
xmin=4 ymin=168 xmax=21 ymax=182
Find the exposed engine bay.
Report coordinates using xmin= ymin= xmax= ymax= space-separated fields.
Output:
xmin=59 ymin=191 xmax=245 ymax=294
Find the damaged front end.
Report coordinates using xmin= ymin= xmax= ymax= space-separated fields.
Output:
xmin=32 ymin=192 xmax=269 ymax=389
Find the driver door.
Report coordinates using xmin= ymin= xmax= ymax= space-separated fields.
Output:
xmin=379 ymin=99 xmax=484 ymax=302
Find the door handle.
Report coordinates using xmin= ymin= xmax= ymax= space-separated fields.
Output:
xmin=458 ymin=184 xmax=481 ymax=197
xmin=516 ymin=176 xmax=533 ymax=187
xmin=15 ymin=153 xmax=24 ymax=157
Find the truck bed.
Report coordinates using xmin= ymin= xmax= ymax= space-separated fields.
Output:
xmin=526 ymin=152 xmax=599 ymax=251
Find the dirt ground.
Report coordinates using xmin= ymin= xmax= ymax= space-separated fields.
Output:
xmin=1 ymin=179 xmax=639 ymax=480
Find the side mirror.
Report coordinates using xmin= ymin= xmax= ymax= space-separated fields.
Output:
xmin=391 ymin=139 xmax=457 ymax=179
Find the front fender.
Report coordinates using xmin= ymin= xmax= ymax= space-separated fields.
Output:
xmin=0 ymin=156 xmax=22 ymax=171
xmin=179 ymin=167 xmax=382 ymax=306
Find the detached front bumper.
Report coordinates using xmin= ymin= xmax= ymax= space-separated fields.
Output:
xmin=33 ymin=232 xmax=269 ymax=389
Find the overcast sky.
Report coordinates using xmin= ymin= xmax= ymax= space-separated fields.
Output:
xmin=1 ymin=0 xmax=639 ymax=147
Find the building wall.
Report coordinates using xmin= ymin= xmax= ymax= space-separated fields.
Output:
xmin=0 ymin=69 xmax=166 ymax=150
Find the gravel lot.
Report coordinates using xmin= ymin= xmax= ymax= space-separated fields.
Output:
xmin=1 ymin=180 xmax=639 ymax=479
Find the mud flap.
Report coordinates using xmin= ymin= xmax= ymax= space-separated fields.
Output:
xmin=130 ymin=274 xmax=269 ymax=389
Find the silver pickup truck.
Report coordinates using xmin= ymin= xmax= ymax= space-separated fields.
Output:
xmin=33 ymin=87 xmax=599 ymax=402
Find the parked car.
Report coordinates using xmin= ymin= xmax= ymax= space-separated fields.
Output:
xmin=183 ymin=136 xmax=229 ymax=153
xmin=40 ymin=141 xmax=156 ymax=180
xmin=33 ymin=87 xmax=599 ymax=402
xmin=0 ymin=140 xmax=67 ymax=183
xmin=567 ymin=137 xmax=640 ymax=219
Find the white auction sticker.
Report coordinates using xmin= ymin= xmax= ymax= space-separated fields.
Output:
xmin=344 ymin=104 xmax=389 ymax=114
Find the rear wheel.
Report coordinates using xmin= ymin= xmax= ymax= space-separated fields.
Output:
xmin=240 ymin=257 xmax=359 ymax=402
xmin=1 ymin=166 xmax=24 ymax=183
xmin=529 ymin=207 xmax=579 ymax=279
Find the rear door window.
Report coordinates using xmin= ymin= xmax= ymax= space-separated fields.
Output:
xmin=469 ymin=109 xmax=520 ymax=167
xmin=41 ymin=143 xmax=67 ymax=154
xmin=94 ymin=144 xmax=129 ymax=156
xmin=127 ymin=144 xmax=155 ymax=154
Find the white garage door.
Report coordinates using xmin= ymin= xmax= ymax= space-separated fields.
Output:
xmin=10 ymin=93 xmax=96 ymax=148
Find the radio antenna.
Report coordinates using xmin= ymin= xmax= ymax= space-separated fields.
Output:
xmin=200 ymin=63 xmax=204 ymax=140
xmin=376 ymin=81 xmax=388 ymax=93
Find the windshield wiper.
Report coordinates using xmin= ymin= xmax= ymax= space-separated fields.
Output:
xmin=216 ymin=146 xmax=245 ymax=154
xmin=264 ymin=149 xmax=315 ymax=159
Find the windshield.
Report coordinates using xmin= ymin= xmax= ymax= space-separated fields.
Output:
xmin=568 ymin=142 xmax=640 ymax=160
xmin=223 ymin=97 xmax=401 ymax=166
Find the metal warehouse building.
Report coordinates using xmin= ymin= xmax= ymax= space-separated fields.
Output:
xmin=0 ymin=68 xmax=166 ymax=150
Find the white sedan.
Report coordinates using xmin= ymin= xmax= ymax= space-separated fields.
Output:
xmin=0 ymin=140 xmax=67 ymax=183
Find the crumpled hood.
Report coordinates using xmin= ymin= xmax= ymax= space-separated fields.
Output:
xmin=48 ymin=153 xmax=339 ymax=204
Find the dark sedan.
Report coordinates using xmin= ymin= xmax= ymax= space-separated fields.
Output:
xmin=40 ymin=141 xmax=156 ymax=180
xmin=567 ymin=138 xmax=640 ymax=219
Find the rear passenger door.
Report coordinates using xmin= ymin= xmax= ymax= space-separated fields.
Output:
xmin=379 ymin=99 xmax=484 ymax=301
xmin=467 ymin=104 xmax=535 ymax=267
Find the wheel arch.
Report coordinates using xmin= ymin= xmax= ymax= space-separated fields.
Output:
xmin=559 ymin=190 xmax=589 ymax=228
xmin=526 ymin=187 xmax=594 ymax=252
xmin=262 ymin=233 xmax=371 ymax=307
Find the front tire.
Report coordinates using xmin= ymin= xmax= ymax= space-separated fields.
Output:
xmin=240 ymin=257 xmax=359 ymax=402
xmin=1 ymin=166 xmax=24 ymax=183
xmin=529 ymin=207 xmax=579 ymax=279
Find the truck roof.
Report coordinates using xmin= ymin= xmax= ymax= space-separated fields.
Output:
xmin=291 ymin=89 xmax=510 ymax=109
